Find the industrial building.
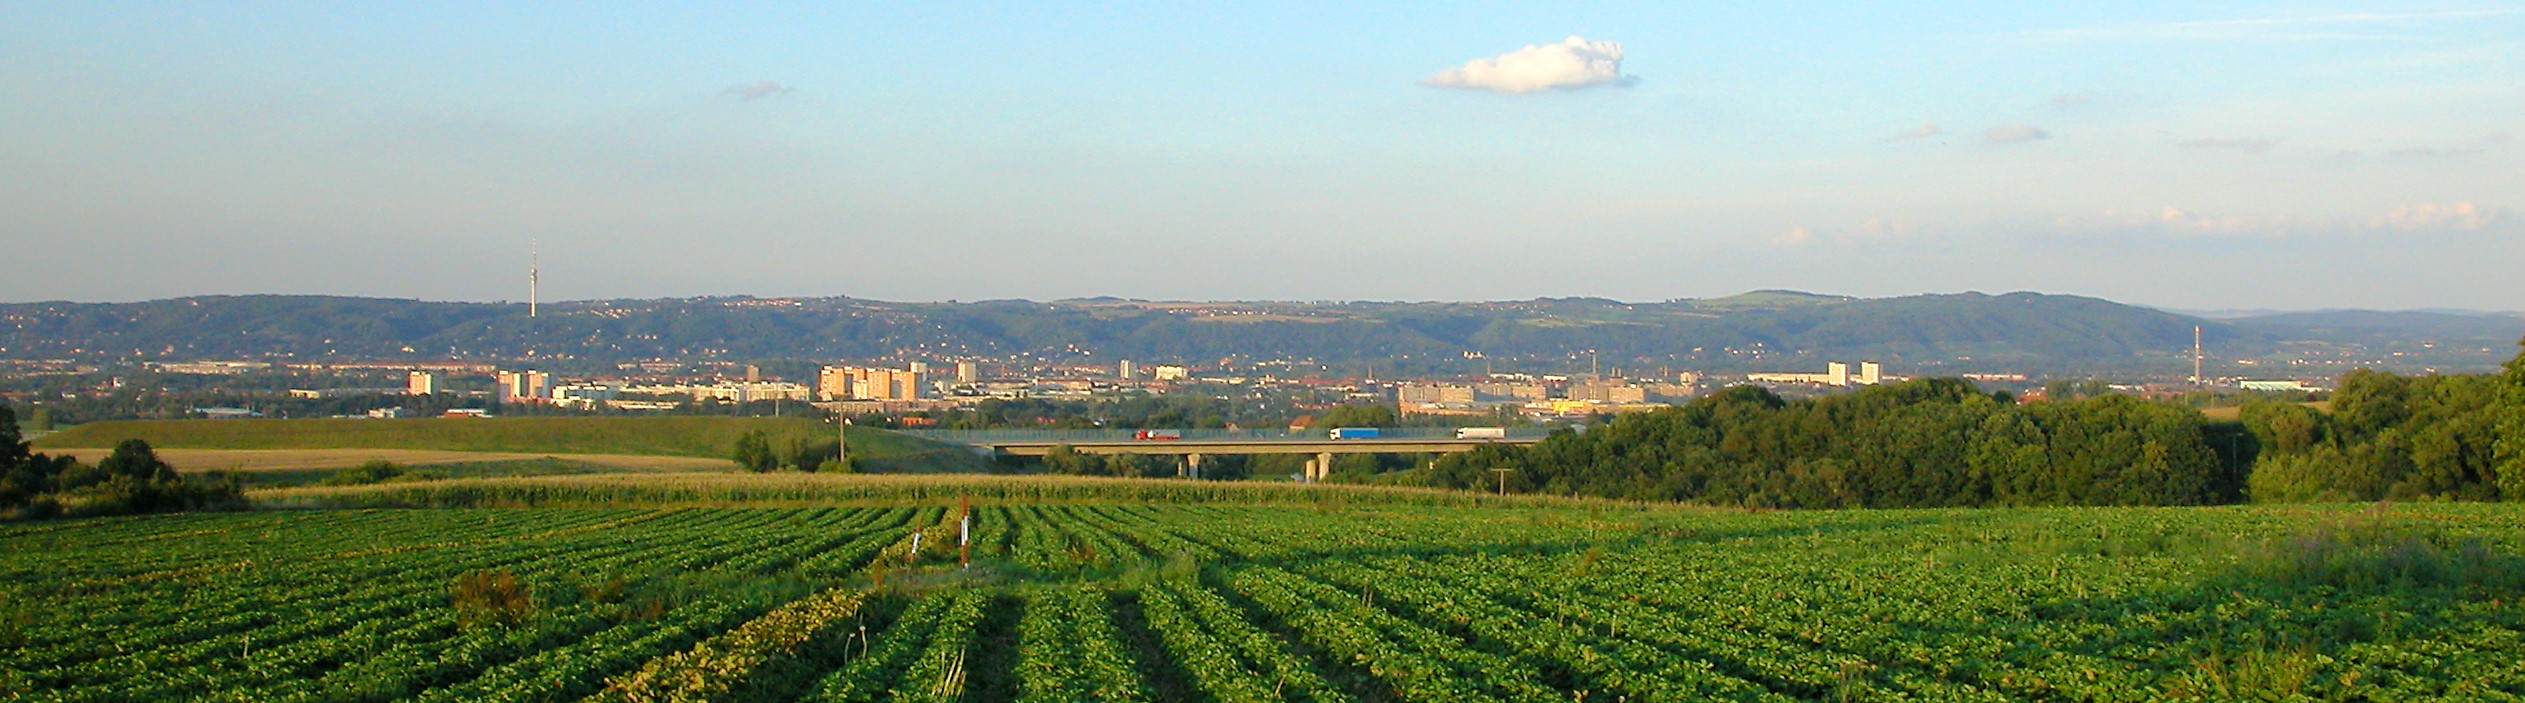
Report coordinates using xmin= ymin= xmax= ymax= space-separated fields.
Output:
xmin=1746 ymin=361 xmax=1886 ymax=387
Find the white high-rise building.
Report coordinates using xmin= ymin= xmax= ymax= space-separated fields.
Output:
xmin=819 ymin=366 xmax=923 ymax=401
xmin=1826 ymin=362 xmax=1850 ymax=387
xmin=955 ymin=361 xmax=979 ymax=384
xmin=408 ymin=371 xmax=440 ymax=395
xmin=1857 ymin=361 xmax=1883 ymax=385
xmin=496 ymin=370 xmax=552 ymax=403
xmin=1117 ymin=360 xmax=1137 ymax=380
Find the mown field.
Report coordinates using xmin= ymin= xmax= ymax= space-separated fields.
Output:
xmin=3 ymin=476 xmax=2521 ymax=702
xmin=31 ymin=417 xmax=993 ymax=474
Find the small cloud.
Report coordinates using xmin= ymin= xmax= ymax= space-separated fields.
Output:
xmin=2374 ymin=134 xmax=2511 ymax=159
xmin=2050 ymin=93 xmax=2095 ymax=108
xmin=2178 ymin=137 xmax=2275 ymax=154
xmin=1851 ymin=218 xmax=1925 ymax=239
xmin=1422 ymin=36 xmax=1634 ymax=94
xmin=722 ymin=81 xmax=794 ymax=100
xmin=1776 ymin=218 xmax=1927 ymax=245
xmin=1882 ymin=123 xmax=1941 ymax=142
xmin=2379 ymin=202 xmax=2489 ymax=231
xmin=2392 ymin=143 xmax=2490 ymax=158
xmin=2058 ymin=202 xmax=2503 ymax=240
xmin=1983 ymin=124 xmax=2052 ymax=144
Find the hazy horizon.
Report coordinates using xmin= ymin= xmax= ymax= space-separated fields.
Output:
xmin=5 ymin=4 xmax=2518 ymax=310
xmin=6 ymin=288 xmax=2521 ymax=317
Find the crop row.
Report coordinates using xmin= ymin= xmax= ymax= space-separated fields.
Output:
xmin=8 ymin=502 xmax=2525 ymax=701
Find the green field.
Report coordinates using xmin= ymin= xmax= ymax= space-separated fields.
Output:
xmin=3 ymin=475 xmax=2520 ymax=701
xmin=31 ymin=416 xmax=993 ymax=473
xmin=217 ymin=457 xmax=700 ymax=489
xmin=244 ymin=472 xmax=1598 ymax=510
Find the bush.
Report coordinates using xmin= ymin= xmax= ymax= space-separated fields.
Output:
xmin=2234 ymin=509 xmax=2525 ymax=593
xmin=732 ymin=430 xmax=777 ymax=472
xmin=452 ymin=569 xmax=536 ymax=628
xmin=323 ymin=460 xmax=407 ymax=486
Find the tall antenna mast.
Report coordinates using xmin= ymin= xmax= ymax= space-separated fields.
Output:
xmin=529 ymin=242 xmax=540 ymax=318
xmin=2192 ymin=325 xmax=2203 ymax=387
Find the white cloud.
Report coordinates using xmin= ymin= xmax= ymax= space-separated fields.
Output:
xmin=722 ymin=81 xmax=793 ymax=100
xmin=1983 ymin=124 xmax=2052 ymax=144
xmin=1422 ymin=36 xmax=1633 ymax=94
xmin=2379 ymin=202 xmax=2489 ymax=231
xmin=1882 ymin=123 xmax=1941 ymax=142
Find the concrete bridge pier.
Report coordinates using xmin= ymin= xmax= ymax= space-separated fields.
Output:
xmin=1182 ymin=453 xmax=1204 ymax=479
xmin=1311 ymin=452 xmax=1333 ymax=482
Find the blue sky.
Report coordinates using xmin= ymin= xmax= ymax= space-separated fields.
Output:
xmin=3 ymin=2 xmax=2518 ymax=309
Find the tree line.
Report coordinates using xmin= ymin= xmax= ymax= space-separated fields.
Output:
xmin=1414 ymin=344 xmax=2525 ymax=507
xmin=1418 ymin=379 xmax=2235 ymax=507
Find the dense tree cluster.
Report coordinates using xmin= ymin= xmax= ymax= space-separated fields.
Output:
xmin=1037 ymin=446 xmax=1245 ymax=480
xmin=2243 ymin=366 xmax=2520 ymax=502
xmin=1420 ymin=379 xmax=2234 ymax=508
xmin=0 ymin=407 xmax=243 ymax=520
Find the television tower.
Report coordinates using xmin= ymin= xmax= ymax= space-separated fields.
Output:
xmin=2191 ymin=325 xmax=2203 ymax=387
xmin=529 ymin=243 xmax=540 ymax=318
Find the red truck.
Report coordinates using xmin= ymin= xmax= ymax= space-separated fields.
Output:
xmin=1134 ymin=429 xmax=1183 ymax=441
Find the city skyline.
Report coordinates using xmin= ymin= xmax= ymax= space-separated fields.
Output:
xmin=3 ymin=3 xmax=2519 ymax=310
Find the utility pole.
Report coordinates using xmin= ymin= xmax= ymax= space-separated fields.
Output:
xmin=958 ymin=495 xmax=972 ymax=568
xmin=837 ymin=417 xmax=849 ymax=471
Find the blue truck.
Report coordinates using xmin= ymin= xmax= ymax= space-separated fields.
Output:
xmin=1328 ymin=427 xmax=1381 ymax=440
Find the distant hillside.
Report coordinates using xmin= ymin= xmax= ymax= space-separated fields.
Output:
xmin=0 ymin=290 xmax=2398 ymax=372
xmin=2227 ymin=310 xmax=2525 ymax=341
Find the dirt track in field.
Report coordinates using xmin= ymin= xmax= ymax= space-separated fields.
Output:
xmin=41 ymin=448 xmax=734 ymax=473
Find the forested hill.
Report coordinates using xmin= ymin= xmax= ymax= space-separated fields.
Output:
xmin=0 ymin=291 xmax=2502 ymax=372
